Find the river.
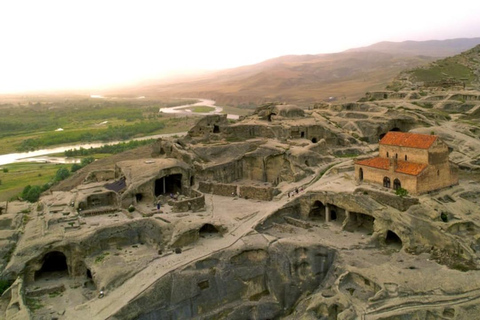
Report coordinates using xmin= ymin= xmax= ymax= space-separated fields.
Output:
xmin=0 ymin=99 xmax=237 ymax=166
xmin=0 ymin=132 xmax=186 ymax=166
xmin=159 ymin=98 xmax=239 ymax=120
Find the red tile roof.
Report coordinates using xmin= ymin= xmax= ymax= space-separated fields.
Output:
xmin=396 ymin=160 xmax=427 ymax=176
xmin=380 ymin=132 xmax=437 ymax=149
xmin=356 ymin=157 xmax=427 ymax=176
xmin=356 ymin=157 xmax=389 ymax=170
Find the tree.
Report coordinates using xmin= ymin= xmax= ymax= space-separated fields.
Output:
xmin=395 ymin=187 xmax=408 ymax=198
xmin=23 ymin=185 xmax=41 ymax=203
xmin=81 ymin=157 xmax=95 ymax=166
xmin=71 ymin=163 xmax=82 ymax=173
xmin=55 ymin=167 xmax=70 ymax=182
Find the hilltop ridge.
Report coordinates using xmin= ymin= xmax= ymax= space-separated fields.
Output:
xmin=120 ymin=38 xmax=480 ymax=106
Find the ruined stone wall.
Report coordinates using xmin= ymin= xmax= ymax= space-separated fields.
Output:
xmin=379 ymin=145 xmax=428 ymax=163
xmin=197 ymin=182 xmax=238 ymax=197
xmin=171 ymin=190 xmax=205 ymax=213
xmin=356 ymin=165 xmax=418 ymax=194
xmin=238 ymin=185 xmax=274 ymax=201
xmin=198 ymin=181 xmax=212 ymax=194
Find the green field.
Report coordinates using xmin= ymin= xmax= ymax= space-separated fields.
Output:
xmin=0 ymin=97 xmax=198 ymax=155
xmin=0 ymin=162 xmax=69 ymax=201
xmin=409 ymin=61 xmax=474 ymax=83
xmin=191 ymin=106 xmax=215 ymax=113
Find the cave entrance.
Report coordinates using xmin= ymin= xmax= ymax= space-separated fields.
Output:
xmin=301 ymin=131 xmax=305 ymax=138
xmin=390 ymin=127 xmax=401 ymax=132
xmin=35 ymin=251 xmax=68 ymax=281
xmin=359 ymin=168 xmax=363 ymax=181
xmin=155 ymin=174 xmax=183 ymax=196
xmin=309 ymin=201 xmax=326 ymax=221
xmin=311 ymin=137 xmax=318 ymax=143
xmin=135 ymin=193 xmax=143 ymax=203
xmin=85 ymin=268 xmax=96 ymax=290
xmin=199 ymin=224 xmax=219 ymax=238
xmin=267 ymin=113 xmax=276 ymax=122
xmin=385 ymin=230 xmax=402 ymax=249
xmin=329 ymin=205 xmax=346 ymax=225
xmin=344 ymin=212 xmax=375 ymax=234
xmin=213 ymin=125 xmax=220 ymax=133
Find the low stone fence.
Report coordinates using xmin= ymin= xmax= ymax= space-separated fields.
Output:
xmin=171 ymin=189 xmax=205 ymax=213
xmin=238 ymin=185 xmax=274 ymax=201
xmin=199 ymin=182 xmax=236 ymax=197
xmin=199 ymin=181 xmax=275 ymax=201
xmin=81 ymin=206 xmax=118 ymax=217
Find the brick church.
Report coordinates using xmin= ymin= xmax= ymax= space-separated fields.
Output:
xmin=355 ymin=132 xmax=458 ymax=194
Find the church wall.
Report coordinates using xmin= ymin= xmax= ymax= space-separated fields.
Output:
xmin=416 ymin=162 xmax=458 ymax=194
xmin=428 ymin=140 xmax=449 ymax=165
xmin=379 ymin=145 xmax=428 ymax=163
xmin=355 ymin=165 xmax=418 ymax=194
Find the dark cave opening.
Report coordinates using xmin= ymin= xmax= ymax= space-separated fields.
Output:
xmin=309 ymin=201 xmax=326 ymax=221
xmin=385 ymin=230 xmax=402 ymax=248
xmin=155 ymin=174 xmax=183 ymax=196
xmin=35 ymin=251 xmax=68 ymax=280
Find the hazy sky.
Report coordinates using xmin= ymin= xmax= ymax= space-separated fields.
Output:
xmin=1 ymin=0 xmax=480 ymax=93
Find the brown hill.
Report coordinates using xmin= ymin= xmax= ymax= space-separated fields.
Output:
xmin=119 ymin=38 xmax=480 ymax=107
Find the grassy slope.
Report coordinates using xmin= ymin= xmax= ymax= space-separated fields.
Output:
xmin=405 ymin=45 xmax=480 ymax=85
xmin=0 ymin=163 xmax=69 ymax=201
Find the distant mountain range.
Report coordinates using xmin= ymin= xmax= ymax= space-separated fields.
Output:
xmin=119 ymin=37 xmax=480 ymax=107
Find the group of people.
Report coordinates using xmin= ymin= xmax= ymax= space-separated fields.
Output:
xmin=287 ymin=186 xmax=303 ymax=198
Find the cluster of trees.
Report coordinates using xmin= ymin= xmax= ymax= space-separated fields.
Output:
xmin=17 ymin=121 xmax=164 ymax=152
xmin=70 ymin=157 xmax=95 ymax=172
xmin=20 ymin=158 xmax=95 ymax=203
xmin=64 ymin=139 xmax=155 ymax=157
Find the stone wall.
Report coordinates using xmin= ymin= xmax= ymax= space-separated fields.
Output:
xmin=171 ymin=190 xmax=205 ymax=213
xmin=199 ymin=181 xmax=275 ymax=201
xmin=239 ymin=185 xmax=274 ymax=201
xmin=199 ymin=182 xmax=237 ymax=197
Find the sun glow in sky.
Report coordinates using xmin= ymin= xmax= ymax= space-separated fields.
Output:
xmin=1 ymin=0 xmax=480 ymax=93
